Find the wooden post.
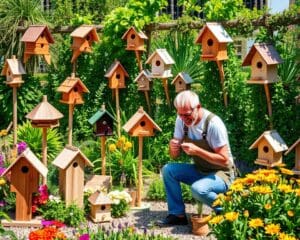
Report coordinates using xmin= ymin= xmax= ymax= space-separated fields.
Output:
xmin=264 ymin=83 xmax=273 ymax=129
xmin=135 ymin=50 xmax=143 ymax=72
xmin=144 ymin=91 xmax=151 ymax=114
xmin=115 ymin=88 xmax=121 ymax=137
xmin=12 ymin=87 xmax=17 ymax=147
xmin=101 ymin=136 xmax=106 ymax=175
xmin=162 ymin=78 xmax=170 ymax=106
xmin=68 ymin=104 xmax=74 ymax=145
xmin=42 ymin=127 xmax=47 ymax=184
xmin=216 ymin=60 xmax=228 ymax=107
xmin=137 ymin=136 xmax=143 ymax=207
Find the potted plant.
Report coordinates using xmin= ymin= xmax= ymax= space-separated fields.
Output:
xmin=190 ymin=201 xmax=211 ymax=236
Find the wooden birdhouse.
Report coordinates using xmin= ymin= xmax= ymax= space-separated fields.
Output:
xmin=242 ymin=43 xmax=283 ymax=84
xmin=123 ymin=106 xmax=162 ymax=137
xmin=195 ymin=22 xmax=233 ymax=61
xmin=122 ymin=26 xmax=148 ymax=51
xmin=88 ymin=105 xmax=115 ymax=136
xmin=249 ymin=130 xmax=288 ymax=167
xmin=285 ymin=138 xmax=300 ymax=175
xmin=57 ymin=73 xmax=89 ymax=105
xmin=70 ymin=25 xmax=99 ymax=63
xmin=104 ymin=60 xmax=129 ymax=89
xmin=134 ymin=70 xmax=152 ymax=91
xmin=146 ymin=49 xmax=175 ymax=78
xmin=21 ymin=25 xmax=54 ymax=64
xmin=1 ymin=148 xmax=47 ymax=221
xmin=171 ymin=72 xmax=193 ymax=93
xmin=1 ymin=55 xmax=26 ymax=87
xmin=88 ymin=191 xmax=113 ymax=223
xmin=52 ymin=145 xmax=93 ymax=208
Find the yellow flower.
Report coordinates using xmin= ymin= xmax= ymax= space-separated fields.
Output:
xmin=0 ymin=178 xmax=6 ymax=186
xmin=109 ymin=144 xmax=117 ymax=152
xmin=0 ymin=129 xmax=8 ymax=137
xmin=264 ymin=223 xmax=280 ymax=235
xmin=125 ymin=141 xmax=132 ymax=149
xmin=277 ymin=184 xmax=293 ymax=193
xmin=249 ymin=218 xmax=264 ymax=228
xmin=287 ymin=210 xmax=294 ymax=217
xmin=212 ymin=198 xmax=221 ymax=207
xmin=295 ymin=189 xmax=300 ymax=196
xmin=224 ymin=212 xmax=239 ymax=222
xmin=209 ymin=215 xmax=224 ymax=225
xmin=264 ymin=203 xmax=272 ymax=210
xmin=278 ymin=233 xmax=297 ymax=240
xmin=230 ymin=183 xmax=244 ymax=192
xmin=279 ymin=168 xmax=294 ymax=176
xmin=250 ymin=185 xmax=272 ymax=194
xmin=243 ymin=210 xmax=249 ymax=217
xmin=119 ymin=135 xmax=126 ymax=143
xmin=296 ymin=179 xmax=300 ymax=185
xmin=264 ymin=174 xmax=279 ymax=184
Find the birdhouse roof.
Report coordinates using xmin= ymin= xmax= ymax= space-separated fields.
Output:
xmin=1 ymin=148 xmax=48 ymax=178
xmin=195 ymin=22 xmax=233 ymax=44
xmin=52 ymin=145 xmax=93 ymax=169
xmin=57 ymin=74 xmax=89 ymax=94
xmin=26 ymin=96 xmax=63 ymax=121
xmin=146 ymin=49 xmax=175 ymax=65
xmin=285 ymin=138 xmax=300 ymax=155
xmin=88 ymin=107 xmax=115 ymax=125
xmin=242 ymin=43 xmax=283 ymax=66
xmin=123 ymin=106 xmax=162 ymax=133
xmin=104 ymin=60 xmax=129 ymax=78
xmin=1 ymin=57 xmax=26 ymax=76
xmin=249 ymin=130 xmax=288 ymax=152
xmin=171 ymin=72 xmax=193 ymax=85
xmin=121 ymin=26 xmax=148 ymax=40
xmin=88 ymin=191 xmax=113 ymax=205
xmin=21 ymin=25 xmax=54 ymax=43
xmin=134 ymin=70 xmax=152 ymax=82
xmin=70 ymin=25 xmax=99 ymax=42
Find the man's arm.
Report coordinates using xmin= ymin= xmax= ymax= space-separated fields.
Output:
xmin=169 ymin=138 xmax=182 ymax=159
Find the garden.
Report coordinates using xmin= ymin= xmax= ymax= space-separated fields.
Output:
xmin=0 ymin=0 xmax=299 ymax=239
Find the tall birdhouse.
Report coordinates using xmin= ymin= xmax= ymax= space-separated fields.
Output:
xmin=88 ymin=191 xmax=113 ymax=223
xmin=146 ymin=49 xmax=175 ymax=78
xmin=57 ymin=73 xmax=89 ymax=105
xmin=1 ymin=55 xmax=26 ymax=87
xmin=242 ymin=43 xmax=283 ymax=84
xmin=1 ymin=148 xmax=47 ymax=221
xmin=70 ymin=25 xmax=99 ymax=63
xmin=134 ymin=70 xmax=152 ymax=91
xmin=171 ymin=72 xmax=193 ymax=93
xmin=285 ymin=138 xmax=300 ymax=175
xmin=123 ymin=106 xmax=162 ymax=137
xmin=104 ymin=60 xmax=129 ymax=89
xmin=52 ymin=145 xmax=93 ymax=208
xmin=249 ymin=130 xmax=288 ymax=167
xmin=21 ymin=25 xmax=54 ymax=64
xmin=195 ymin=22 xmax=233 ymax=61
xmin=121 ymin=26 xmax=148 ymax=51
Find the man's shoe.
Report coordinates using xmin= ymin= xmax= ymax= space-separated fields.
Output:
xmin=155 ymin=214 xmax=188 ymax=226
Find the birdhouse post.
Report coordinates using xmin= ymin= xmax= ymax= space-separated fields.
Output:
xmin=171 ymin=72 xmax=193 ymax=93
xmin=285 ymin=138 xmax=300 ymax=175
xmin=88 ymin=191 xmax=113 ymax=223
xmin=123 ymin=107 xmax=161 ymax=207
xmin=134 ymin=70 xmax=152 ymax=113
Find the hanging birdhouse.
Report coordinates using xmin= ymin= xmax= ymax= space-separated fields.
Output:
xmin=171 ymin=72 xmax=193 ymax=93
xmin=70 ymin=25 xmax=99 ymax=63
xmin=104 ymin=60 xmax=129 ymax=89
xmin=134 ymin=70 xmax=152 ymax=91
xmin=57 ymin=73 xmax=89 ymax=105
xmin=123 ymin=106 xmax=162 ymax=137
xmin=21 ymin=25 xmax=54 ymax=64
xmin=121 ymin=26 xmax=148 ymax=51
xmin=52 ymin=145 xmax=93 ymax=208
xmin=146 ymin=49 xmax=175 ymax=78
xmin=88 ymin=191 xmax=113 ymax=223
xmin=1 ymin=55 xmax=26 ymax=87
xmin=1 ymin=148 xmax=47 ymax=221
xmin=249 ymin=130 xmax=288 ymax=167
xmin=285 ymin=138 xmax=300 ymax=175
xmin=195 ymin=22 xmax=233 ymax=61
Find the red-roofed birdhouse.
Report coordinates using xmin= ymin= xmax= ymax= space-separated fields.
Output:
xmin=122 ymin=26 xmax=148 ymax=51
xmin=104 ymin=60 xmax=129 ymax=89
xmin=146 ymin=49 xmax=174 ymax=78
xmin=1 ymin=55 xmax=26 ymax=87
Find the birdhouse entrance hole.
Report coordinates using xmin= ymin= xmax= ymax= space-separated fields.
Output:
xmin=207 ymin=39 xmax=213 ymax=46
xmin=116 ymin=74 xmax=121 ymax=79
xmin=73 ymin=162 xmax=78 ymax=168
xmin=131 ymin=34 xmax=136 ymax=39
xmin=140 ymin=121 xmax=146 ymax=127
xmin=101 ymin=205 xmax=106 ymax=210
xmin=21 ymin=166 xmax=29 ymax=173
xmin=41 ymin=44 xmax=44 ymax=48
xmin=256 ymin=62 xmax=263 ymax=68
xmin=74 ymin=86 xmax=78 ymax=92
xmin=263 ymin=146 xmax=269 ymax=153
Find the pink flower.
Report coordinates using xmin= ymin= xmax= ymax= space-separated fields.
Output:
xmin=79 ymin=234 xmax=90 ymax=240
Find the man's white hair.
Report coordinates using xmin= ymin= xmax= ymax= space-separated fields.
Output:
xmin=173 ymin=90 xmax=200 ymax=109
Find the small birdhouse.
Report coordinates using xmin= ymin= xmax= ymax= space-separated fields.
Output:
xmin=249 ymin=130 xmax=288 ymax=167
xmin=285 ymin=138 xmax=300 ymax=175
xmin=123 ymin=106 xmax=162 ymax=137
xmin=134 ymin=70 xmax=152 ymax=91
xmin=84 ymin=175 xmax=112 ymax=193
xmin=195 ymin=22 xmax=233 ymax=61
xmin=1 ymin=55 xmax=26 ymax=87
xmin=88 ymin=191 xmax=113 ymax=223
xmin=70 ymin=25 xmax=99 ymax=63
xmin=104 ymin=60 xmax=129 ymax=89
xmin=57 ymin=73 xmax=89 ymax=105
xmin=171 ymin=72 xmax=193 ymax=93
xmin=21 ymin=25 xmax=54 ymax=64
xmin=122 ymin=26 xmax=148 ymax=51
xmin=88 ymin=104 xmax=115 ymax=136
xmin=52 ymin=145 xmax=93 ymax=208
xmin=26 ymin=95 xmax=63 ymax=128
xmin=1 ymin=148 xmax=47 ymax=221
xmin=146 ymin=49 xmax=175 ymax=78
xmin=242 ymin=43 xmax=283 ymax=84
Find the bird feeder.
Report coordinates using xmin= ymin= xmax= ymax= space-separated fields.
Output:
xmin=134 ymin=70 xmax=152 ymax=112
xmin=285 ymin=138 xmax=300 ymax=175
xmin=171 ymin=72 xmax=193 ymax=93
xmin=88 ymin=191 xmax=113 ymax=223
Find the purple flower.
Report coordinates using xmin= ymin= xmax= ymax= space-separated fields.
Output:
xmin=41 ymin=220 xmax=54 ymax=227
xmin=0 ymin=167 xmax=6 ymax=175
xmin=79 ymin=233 xmax=90 ymax=240
xmin=17 ymin=141 xmax=27 ymax=155
xmin=0 ymin=200 xmax=6 ymax=207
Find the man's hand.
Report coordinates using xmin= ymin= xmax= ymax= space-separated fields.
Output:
xmin=169 ymin=139 xmax=181 ymax=158
xmin=181 ymin=142 xmax=198 ymax=156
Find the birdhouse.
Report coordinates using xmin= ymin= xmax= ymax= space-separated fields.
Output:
xmin=121 ymin=26 xmax=148 ymax=51
xmin=104 ymin=60 xmax=129 ymax=89
xmin=171 ymin=72 xmax=193 ymax=93
xmin=134 ymin=70 xmax=152 ymax=91
xmin=1 ymin=55 xmax=26 ymax=87
xmin=1 ymin=148 xmax=47 ymax=221
xmin=70 ymin=25 xmax=99 ymax=63
xmin=195 ymin=22 xmax=233 ymax=61
xmin=21 ymin=25 xmax=54 ymax=64
xmin=88 ymin=105 xmax=115 ymax=136
xmin=249 ymin=130 xmax=288 ymax=167
xmin=146 ymin=49 xmax=175 ymax=78
xmin=242 ymin=43 xmax=283 ymax=84
xmin=57 ymin=73 xmax=89 ymax=105
xmin=123 ymin=106 xmax=162 ymax=137
xmin=285 ymin=138 xmax=300 ymax=175
xmin=84 ymin=175 xmax=112 ymax=193
xmin=52 ymin=145 xmax=93 ymax=208
xmin=88 ymin=191 xmax=113 ymax=223
xmin=26 ymin=95 xmax=63 ymax=128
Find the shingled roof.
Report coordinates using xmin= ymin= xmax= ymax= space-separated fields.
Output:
xmin=21 ymin=25 xmax=54 ymax=43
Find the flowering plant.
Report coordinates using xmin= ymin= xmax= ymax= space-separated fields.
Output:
xmin=108 ymin=190 xmax=132 ymax=217
xmin=32 ymin=184 xmax=49 ymax=213
xmin=28 ymin=220 xmax=66 ymax=240
xmin=209 ymin=167 xmax=300 ymax=239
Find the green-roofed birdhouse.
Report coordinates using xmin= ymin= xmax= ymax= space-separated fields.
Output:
xmin=1 ymin=55 xmax=26 ymax=87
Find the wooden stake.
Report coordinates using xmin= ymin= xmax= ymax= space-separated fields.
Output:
xmin=216 ymin=61 xmax=228 ymax=107
xmin=101 ymin=136 xmax=106 ymax=175
xmin=144 ymin=91 xmax=151 ymax=114
xmin=12 ymin=87 xmax=17 ymax=146
xmin=68 ymin=104 xmax=74 ymax=145
xmin=135 ymin=50 xmax=143 ymax=72
xmin=264 ymin=83 xmax=273 ymax=129
xmin=162 ymin=78 xmax=170 ymax=106
xmin=115 ymin=88 xmax=121 ymax=137
xmin=42 ymin=127 xmax=47 ymax=184
xmin=137 ymin=136 xmax=143 ymax=207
